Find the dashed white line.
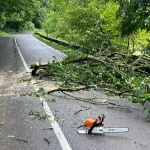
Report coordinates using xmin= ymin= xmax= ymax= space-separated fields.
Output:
xmin=15 ymin=37 xmax=72 ymax=150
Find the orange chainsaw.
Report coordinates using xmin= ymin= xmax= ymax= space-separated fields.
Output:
xmin=77 ymin=114 xmax=129 ymax=134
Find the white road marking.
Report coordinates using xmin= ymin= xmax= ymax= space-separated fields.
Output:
xmin=15 ymin=37 xmax=72 ymax=150
xmin=15 ymin=38 xmax=30 ymax=72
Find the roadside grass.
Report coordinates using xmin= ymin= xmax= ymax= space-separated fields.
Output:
xmin=0 ymin=31 xmax=7 ymax=37
xmin=33 ymin=33 xmax=71 ymax=54
xmin=0 ymin=30 xmax=35 ymax=37
xmin=33 ymin=33 xmax=86 ymax=60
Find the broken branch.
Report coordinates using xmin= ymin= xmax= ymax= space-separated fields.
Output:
xmin=47 ymin=85 xmax=97 ymax=94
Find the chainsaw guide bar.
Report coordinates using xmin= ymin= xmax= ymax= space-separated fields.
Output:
xmin=77 ymin=126 xmax=129 ymax=134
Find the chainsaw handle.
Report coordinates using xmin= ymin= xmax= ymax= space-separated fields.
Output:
xmin=88 ymin=114 xmax=105 ymax=134
xmin=99 ymin=114 xmax=105 ymax=124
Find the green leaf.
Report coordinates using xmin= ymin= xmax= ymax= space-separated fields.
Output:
xmin=82 ymin=118 xmax=87 ymax=123
xmin=51 ymin=98 xmax=56 ymax=102
xmin=29 ymin=110 xmax=35 ymax=116
xmin=8 ymin=135 xmax=15 ymax=138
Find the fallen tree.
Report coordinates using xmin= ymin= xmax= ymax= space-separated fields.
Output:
xmin=31 ymin=51 xmax=150 ymax=78
xmin=30 ymin=40 xmax=150 ymax=120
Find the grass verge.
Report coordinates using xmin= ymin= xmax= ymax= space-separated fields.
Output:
xmin=33 ymin=33 xmax=68 ymax=53
xmin=0 ymin=31 xmax=7 ymax=37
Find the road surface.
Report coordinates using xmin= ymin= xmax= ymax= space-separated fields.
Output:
xmin=0 ymin=32 xmax=150 ymax=150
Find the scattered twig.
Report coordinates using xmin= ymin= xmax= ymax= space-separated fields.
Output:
xmin=62 ymin=91 xmax=108 ymax=105
xmin=44 ymin=137 xmax=51 ymax=145
xmin=62 ymin=91 xmax=95 ymax=101
xmin=33 ymin=80 xmax=45 ymax=84
xmin=14 ymin=138 xmax=28 ymax=143
xmin=108 ymin=102 xmax=120 ymax=106
xmin=107 ymin=105 xmax=132 ymax=112
xmin=107 ymin=105 xmax=140 ymax=112
xmin=74 ymin=107 xmax=91 ymax=115
xmin=104 ymin=88 xmax=137 ymax=97
xmin=29 ymin=110 xmax=50 ymax=120
xmin=43 ymin=127 xmax=53 ymax=130
xmin=0 ymin=122 xmax=4 ymax=128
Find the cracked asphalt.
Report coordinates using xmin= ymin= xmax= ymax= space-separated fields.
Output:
xmin=0 ymin=32 xmax=150 ymax=150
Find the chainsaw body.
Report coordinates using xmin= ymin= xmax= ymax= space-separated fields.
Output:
xmin=77 ymin=114 xmax=129 ymax=134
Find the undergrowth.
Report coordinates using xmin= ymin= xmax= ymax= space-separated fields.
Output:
xmin=0 ymin=31 xmax=7 ymax=36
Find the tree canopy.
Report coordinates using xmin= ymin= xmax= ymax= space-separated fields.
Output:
xmin=0 ymin=0 xmax=40 ymax=31
xmin=41 ymin=0 xmax=150 ymax=55
xmin=116 ymin=0 xmax=150 ymax=36
xmin=1 ymin=0 xmax=150 ymax=39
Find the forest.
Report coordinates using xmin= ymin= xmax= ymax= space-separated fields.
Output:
xmin=1 ymin=0 xmax=150 ymax=119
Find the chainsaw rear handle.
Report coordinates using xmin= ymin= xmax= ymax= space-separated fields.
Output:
xmin=99 ymin=114 xmax=105 ymax=125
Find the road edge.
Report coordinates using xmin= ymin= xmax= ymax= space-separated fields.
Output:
xmin=14 ymin=37 xmax=72 ymax=150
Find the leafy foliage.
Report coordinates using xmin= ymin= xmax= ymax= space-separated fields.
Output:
xmin=33 ymin=1 xmax=150 ymax=120
xmin=0 ymin=0 xmax=40 ymax=31
xmin=32 ymin=0 xmax=52 ymax=29
xmin=34 ymin=32 xmax=150 ymax=120
xmin=41 ymin=0 xmax=150 ymax=55
xmin=116 ymin=0 xmax=150 ymax=36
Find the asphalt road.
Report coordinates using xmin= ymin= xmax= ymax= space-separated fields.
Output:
xmin=0 ymin=32 xmax=150 ymax=150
